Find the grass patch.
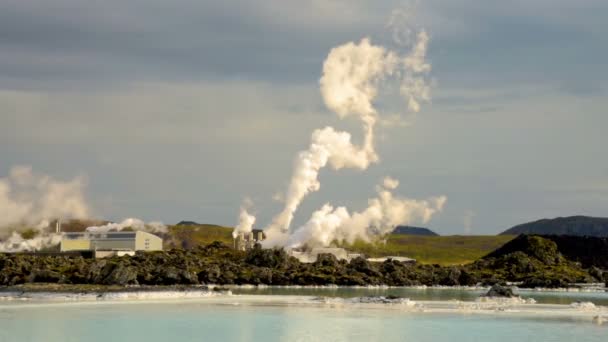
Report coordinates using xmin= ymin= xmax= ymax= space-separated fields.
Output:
xmin=165 ymin=224 xmax=234 ymax=249
xmin=344 ymin=235 xmax=517 ymax=266
xmin=164 ymin=224 xmax=515 ymax=266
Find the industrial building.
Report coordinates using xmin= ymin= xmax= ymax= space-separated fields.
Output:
xmin=288 ymin=247 xmax=416 ymax=264
xmin=60 ymin=231 xmax=162 ymax=258
xmin=366 ymin=256 xmax=416 ymax=263
xmin=233 ymin=231 xmax=264 ymax=251
xmin=288 ymin=247 xmax=364 ymax=263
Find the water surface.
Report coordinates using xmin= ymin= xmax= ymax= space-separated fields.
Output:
xmin=232 ymin=286 xmax=608 ymax=306
xmin=1 ymin=289 xmax=607 ymax=342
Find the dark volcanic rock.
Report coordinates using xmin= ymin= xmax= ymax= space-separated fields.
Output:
xmin=0 ymin=236 xmax=601 ymax=288
xmin=484 ymin=284 xmax=516 ymax=298
xmin=541 ymin=235 xmax=608 ymax=269
xmin=484 ymin=235 xmax=562 ymax=265
xmin=468 ymin=235 xmax=595 ymax=288
xmin=87 ymin=260 xmax=138 ymax=285
xmin=244 ymin=244 xmax=290 ymax=269
xmin=27 ymin=270 xmax=66 ymax=284
xmin=104 ymin=264 xmax=138 ymax=286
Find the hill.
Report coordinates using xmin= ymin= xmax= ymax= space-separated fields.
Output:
xmin=540 ymin=235 xmax=608 ymax=269
xmin=472 ymin=235 xmax=601 ymax=287
xmin=485 ymin=234 xmax=608 ymax=269
xmin=500 ymin=216 xmax=608 ymax=237
xmin=175 ymin=221 xmax=201 ymax=226
xmin=165 ymin=223 xmax=234 ymax=249
xmin=392 ymin=226 xmax=439 ymax=236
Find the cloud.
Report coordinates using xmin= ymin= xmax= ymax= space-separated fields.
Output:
xmin=0 ymin=81 xmax=328 ymax=145
xmin=0 ymin=0 xmax=397 ymax=89
xmin=0 ymin=1 xmax=606 ymax=236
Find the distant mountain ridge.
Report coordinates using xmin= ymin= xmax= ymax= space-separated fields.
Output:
xmin=392 ymin=226 xmax=439 ymax=236
xmin=176 ymin=221 xmax=202 ymax=226
xmin=500 ymin=216 xmax=608 ymax=237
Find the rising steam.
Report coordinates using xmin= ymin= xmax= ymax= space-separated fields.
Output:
xmin=233 ymin=199 xmax=256 ymax=238
xmin=236 ymin=21 xmax=446 ymax=248
xmin=0 ymin=231 xmax=63 ymax=253
xmin=0 ymin=166 xmax=166 ymax=252
xmin=0 ymin=165 xmax=90 ymax=252
xmin=283 ymin=178 xmax=446 ymax=248
xmin=0 ymin=166 xmax=90 ymax=229
xmin=85 ymin=218 xmax=167 ymax=234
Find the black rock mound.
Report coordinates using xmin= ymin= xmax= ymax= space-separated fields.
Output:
xmin=483 ymin=284 xmax=517 ymax=298
xmin=392 ymin=226 xmax=439 ymax=236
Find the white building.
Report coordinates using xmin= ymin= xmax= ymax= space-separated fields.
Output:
xmin=288 ymin=247 xmax=363 ymax=263
xmin=60 ymin=231 xmax=163 ymax=257
xmin=366 ymin=256 xmax=416 ymax=263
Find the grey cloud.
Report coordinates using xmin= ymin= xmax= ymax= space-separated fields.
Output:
xmin=1 ymin=1 xmax=607 ymax=233
xmin=0 ymin=0 xmax=396 ymax=88
xmin=1 ymin=0 xmax=605 ymax=90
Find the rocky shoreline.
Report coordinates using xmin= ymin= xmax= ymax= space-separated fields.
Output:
xmin=1 ymin=235 xmax=607 ymax=289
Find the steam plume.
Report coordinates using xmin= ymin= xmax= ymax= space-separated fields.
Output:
xmin=236 ymin=21 xmax=444 ymax=248
xmin=0 ymin=165 xmax=91 ymax=252
xmin=262 ymin=39 xmax=396 ymax=236
xmin=0 ymin=231 xmax=63 ymax=253
xmin=233 ymin=206 xmax=256 ymax=239
xmin=284 ymin=178 xmax=446 ymax=248
xmin=85 ymin=218 xmax=167 ymax=234
xmin=0 ymin=165 xmax=90 ymax=229
xmin=463 ymin=210 xmax=475 ymax=235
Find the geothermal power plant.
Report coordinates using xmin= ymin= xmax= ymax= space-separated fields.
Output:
xmin=232 ymin=230 xmax=414 ymax=264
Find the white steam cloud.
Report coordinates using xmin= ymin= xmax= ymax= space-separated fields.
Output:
xmin=0 ymin=165 xmax=90 ymax=229
xmin=463 ymin=210 xmax=475 ymax=235
xmin=232 ymin=199 xmax=256 ymax=238
xmin=0 ymin=231 xmax=63 ymax=253
xmin=0 ymin=165 xmax=90 ymax=252
xmin=283 ymin=179 xmax=446 ymax=248
xmin=85 ymin=218 xmax=167 ymax=234
xmin=0 ymin=166 xmax=165 ymax=252
xmin=235 ymin=19 xmax=445 ymax=248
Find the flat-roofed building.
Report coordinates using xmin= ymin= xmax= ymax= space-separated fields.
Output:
xmin=288 ymin=247 xmax=365 ymax=263
xmin=366 ymin=256 xmax=416 ymax=263
xmin=60 ymin=231 xmax=162 ymax=257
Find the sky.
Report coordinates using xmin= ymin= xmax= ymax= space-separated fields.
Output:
xmin=1 ymin=0 xmax=607 ymax=235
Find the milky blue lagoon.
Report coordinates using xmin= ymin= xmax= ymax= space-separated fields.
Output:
xmin=1 ymin=289 xmax=607 ymax=342
xmin=231 ymin=286 xmax=608 ymax=306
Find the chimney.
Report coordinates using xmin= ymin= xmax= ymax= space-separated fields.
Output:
xmin=55 ymin=219 xmax=61 ymax=234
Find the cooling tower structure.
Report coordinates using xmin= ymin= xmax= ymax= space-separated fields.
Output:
xmin=233 ymin=231 xmax=264 ymax=251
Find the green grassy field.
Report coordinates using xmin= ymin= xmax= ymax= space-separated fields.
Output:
xmin=345 ymin=235 xmax=517 ymax=265
xmin=164 ymin=224 xmax=234 ymax=249
xmin=164 ymin=224 xmax=516 ymax=266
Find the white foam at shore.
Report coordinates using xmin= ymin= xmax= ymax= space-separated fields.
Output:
xmin=220 ymin=284 xmax=607 ymax=292
xmin=1 ymin=292 xmax=607 ymax=323
xmin=0 ymin=289 xmax=230 ymax=302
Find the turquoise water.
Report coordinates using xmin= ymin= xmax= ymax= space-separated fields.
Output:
xmin=1 ymin=289 xmax=607 ymax=342
xmin=232 ymin=287 xmax=608 ymax=306
xmin=0 ymin=299 xmax=606 ymax=342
